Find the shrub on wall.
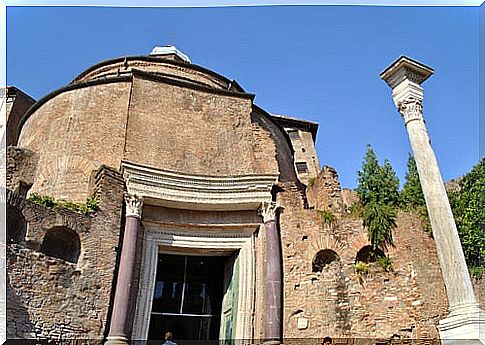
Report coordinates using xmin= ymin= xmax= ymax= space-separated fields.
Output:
xmin=356 ymin=145 xmax=399 ymax=251
xmin=28 ymin=193 xmax=99 ymax=215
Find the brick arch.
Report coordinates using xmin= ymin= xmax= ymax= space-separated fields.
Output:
xmin=40 ymin=226 xmax=81 ymax=263
xmin=307 ymin=233 xmax=347 ymax=259
xmin=347 ymin=232 xmax=371 ymax=255
xmin=312 ymin=249 xmax=340 ymax=273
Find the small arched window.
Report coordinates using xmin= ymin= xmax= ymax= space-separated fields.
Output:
xmin=40 ymin=227 xmax=81 ymax=263
xmin=312 ymin=249 xmax=340 ymax=273
xmin=355 ymin=245 xmax=385 ymax=263
xmin=7 ymin=205 xmax=27 ymax=244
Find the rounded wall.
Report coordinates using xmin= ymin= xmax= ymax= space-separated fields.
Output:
xmin=17 ymin=70 xmax=282 ymax=202
xmin=251 ymin=107 xmax=298 ymax=183
xmin=124 ymin=76 xmax=279 ymax=177
xmin=18 ymin=81 xmax=132 ymax=202
xmin=73 ymin=57 xmax=235 ymax=92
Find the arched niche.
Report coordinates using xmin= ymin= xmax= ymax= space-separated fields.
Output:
xmin=355 ymin=245 xmax=385 ymax=263
xmin=312 ymin=249 xmax=340 ymax=273
xmin=40 ymin=226 xmax=81 ymax=263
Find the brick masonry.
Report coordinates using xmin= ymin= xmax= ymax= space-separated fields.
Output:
xmin=7 ymin=166 xmax=125 ymax=343
xmin=278 ymin=168 xmax=449 ymax=342
xmin=4 ymin=86 xmax=36 ymax=146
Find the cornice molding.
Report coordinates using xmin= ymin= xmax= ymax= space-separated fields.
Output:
xmin=122 ymin=160 xmax=278 ymax=211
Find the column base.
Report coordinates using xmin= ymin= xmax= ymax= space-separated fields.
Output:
xmin=105 ymin=335 xmax=129 ymax=345
xmin=438 ymin=303 xmax=485 ymax=345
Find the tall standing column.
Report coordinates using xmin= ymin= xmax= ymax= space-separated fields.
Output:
xmin=106 ymin=193 xmax=143 ymax=345
xmin=259 ymin=201 xmax=283 ymax=345
xmin=381 ymin=56 xmax=484 ymax=344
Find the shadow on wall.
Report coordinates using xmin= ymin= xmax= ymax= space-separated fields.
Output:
xmin=7 ymin=205 xmax=27 ymax=245
xmin=7 ymin=274 xmax=34 ymax=339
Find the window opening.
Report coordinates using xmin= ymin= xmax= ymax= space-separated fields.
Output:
xmin=287 ymin=129 xmax=299 ymax=140
xmin=296 ymin=162 xmax=309 ymax=173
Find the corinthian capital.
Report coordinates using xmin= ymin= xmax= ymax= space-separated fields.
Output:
xmin=397 ymin=97 xmax=423 ymax=125
xmin=259 ymin=201 xmax=282 ymax=223
xmin=125 ymin=193 xmax=143 ymax=218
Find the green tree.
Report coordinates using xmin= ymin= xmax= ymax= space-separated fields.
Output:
xmin=362 ymin=202 xmax=396 ymax=250
xmin=379 ymin=159 xmax=400 ymax=207
xmin=356 ymin=145 xmax=399 ymax=250
xmin=400 ymin=154 xmax=431 ymax=233
xmin=448 ymin=158 xmax=485 ymax=277
xmin=400 ymin=154 xmax=425 ymax=209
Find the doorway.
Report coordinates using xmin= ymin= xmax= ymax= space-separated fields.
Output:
xmin=147 ymin=253 xmax=230 ymax=341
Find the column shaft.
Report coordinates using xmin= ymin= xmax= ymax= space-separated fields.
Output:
xmin=264 ymin=219 xmax=282 ymax=342
xmin=405 ymin=119 xmax=476 ymax=309
xmin=106 ymin=194 xmax=143 ymax=345
xmin=381 ymin=56 xmax=483 ymax=342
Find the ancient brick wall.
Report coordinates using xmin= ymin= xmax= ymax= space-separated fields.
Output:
xmin=278 ymin=172 xmax=448 ymax=342
xmin=6 ymin=147 xmax=38 ymax=195
xmin=292 ymin=130 xmax=320 ymax=183
xmin=251 ymin=109 xmax=298 ymax=183
xmin=16 ymin=66 xmax=279 ymax=204
xmin=307 ymin=166 xmax=346 ymax=214
xmin=17 ymin=82 xmax=132 ymax=202
xmin=7 ymin=166 xmax=125 ymax=343
xmin=5 ymin=87 xmax=36 ymax=146
xmin=124 ymin=76 xmax=278 ymax=176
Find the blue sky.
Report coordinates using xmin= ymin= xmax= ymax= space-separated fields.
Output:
xmin=6 ymin=4 xmax=481 ymax=188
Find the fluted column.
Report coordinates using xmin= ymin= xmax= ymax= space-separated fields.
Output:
xmin=259 ymin=201 xmax=283 ymax=344
xmin=381 ymin=56 xmax=484 ymax=344
xmin=106 ymin=193 xmax=143 ymax=345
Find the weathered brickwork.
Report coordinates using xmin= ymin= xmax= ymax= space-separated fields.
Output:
xmin=278 ymin=177 xmax=448 ymax=342
xmin=307 ymin=166 xmax=346 ymax=214
xmin=4 ymin=86 xmax=36 ymax=146
xmin=18 ymin=82 xmax=132 ymax=203
xmin=6 ymin=146 xmax=38 ymax=194
xmin=7 ymin=166 xmax=125 ymax=343
xmin=18 ymin=67 xmax=278 ymax=203
xmin=125 ymin=76 xmax=277 ymax=176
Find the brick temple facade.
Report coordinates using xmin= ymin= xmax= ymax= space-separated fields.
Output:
xmin=5 ymin=46 xmax=472 ymax=344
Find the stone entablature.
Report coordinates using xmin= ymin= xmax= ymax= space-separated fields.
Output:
xmin=122 ymin=160 xmax=278 ymax=211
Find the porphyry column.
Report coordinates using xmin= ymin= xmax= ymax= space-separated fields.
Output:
xmin=381 ymin=56 xmax=484 ymax=344
xmin=259 ymin=201 xmax=283 ymax=345
xmin=106 ymin=193 xmax=143 ymax=345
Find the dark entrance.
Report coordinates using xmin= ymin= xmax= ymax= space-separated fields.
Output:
xmin=148 ymin=254 xmax=226 ymax=341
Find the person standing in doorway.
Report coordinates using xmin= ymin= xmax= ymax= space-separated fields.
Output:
xmin=322 ymin=336 xmax=332 ymax=345
xmin=163 ymin=332 xmax=177 ymax=345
